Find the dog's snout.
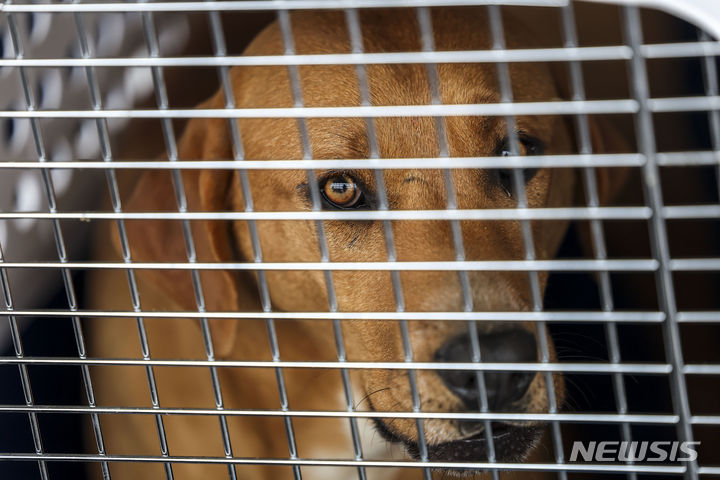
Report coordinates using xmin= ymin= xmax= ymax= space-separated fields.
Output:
xmin=435 ymin=329 xmax=538 ymax=411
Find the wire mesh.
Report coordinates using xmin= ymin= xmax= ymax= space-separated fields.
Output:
xmin=0 ymin=1 xmax=719 ymax=480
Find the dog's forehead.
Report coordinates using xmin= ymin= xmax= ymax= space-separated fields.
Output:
xmin=241 ymin=8 xmax=557 ymax=103
xmin=280 ymin=8 xmax=537 ymax=55
xmin=235 ymin=9 xmax=559 ymax=164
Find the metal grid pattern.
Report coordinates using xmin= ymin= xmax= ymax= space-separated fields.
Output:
xmin=0 ymin=1 xmax=719 ymax=479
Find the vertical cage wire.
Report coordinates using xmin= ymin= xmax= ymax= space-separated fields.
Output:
xmin=202 ymin=4 xmax=244 ymax=480
xmin=5 ymin=3 xmax=76 ymax=480
xmin=139 ymin=7 xmax=240 ymax=480
xmin=0 ymin=237 xmax=49 ymax=480
xmin=72 ymin=8 xmax=176 ymax=478
xmin=623 ymin=5 xmax=698 ymax=480
xmin=486 ymin=5 xmax=567 ymax=479
xmin=348 ymin=6 xmax=439 ymax=477
xmin=69 ymin=8 xmax=174 ymax=476
xmin=414 ymin=6 xmax=501 ymax=476
xmin=338 ymin=8 xmax=435 ymax=478
xmin=559 ymin=3 xmax=637 ymax=480
xmin=698 ymin=30 xmax=720 ymax=200
xmin=69 ymin=10 xmax=113 ymax=480
xmin=277 ymin=8 xmax=368 ymax=480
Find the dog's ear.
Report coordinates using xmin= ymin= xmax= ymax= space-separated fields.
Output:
xmin=586 ymin=116 xmax=632 ymax=206
xmin=122 ymin=105 xmax=247 ymax=357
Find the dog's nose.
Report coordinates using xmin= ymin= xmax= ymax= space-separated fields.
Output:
xmin=435 ymin=329 xmax=537 ymax=411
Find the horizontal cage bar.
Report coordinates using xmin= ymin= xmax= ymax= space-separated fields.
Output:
xmin=0 ymin=153 xmax=647 ymax=170
xmin=0 ymin=405 xmax=683 ymax=424
xmin=0 ymin=259 xmax=663 ymax=271
xmin=1 ymin=40 xmax=717 ymax=68
xmin=0 ymin=96 xmax=717 ymax=118
xmin=0 ymin=99 xmax=640 ymax=118
xmin=0 ymin=207 xmax=656 ymax=220
xmin=0 ymin=453 xmax=690 ymax=474
xmin=0 ymin=357 xmax=677 ymax=373
xmin=4 ymin=205 xmax=716 ymax=220
xmin=0 ymin=1 xmax=572 ymax=13
xmin=0 ymin=309 xmax=667 ymax=322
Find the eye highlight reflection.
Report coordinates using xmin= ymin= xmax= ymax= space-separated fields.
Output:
xmin=494 ymin=135 xmax=544 ymax=197
xmin=321 ymin=174 xmax=365 ymax=209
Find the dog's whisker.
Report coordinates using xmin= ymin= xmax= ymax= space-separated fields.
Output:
xmin=557 ymin=354 xmax=608 ymax=362
xmin=552 ymin=331 xmax=608 ymax=352
xmin=562 ymin=393 xmax=580 ymax=412
xmin=563 ymin=377 xmax=593 ymax=410
xmin=355 ymin=387 xmax=392 ymax=410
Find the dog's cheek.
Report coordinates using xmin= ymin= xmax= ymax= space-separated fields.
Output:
xmin=240 ymin=214 xmax=331 ymax=311
xmin=343 ymin=318 xmax=403 ymax=363
xmin=229 ymin=221 xmax=321 ymax=311
xmin=350 ymin=319 xmax=468 ymax=443
xmin=265 ymin=271 xmax=329 ymax=311
xmin=532 ymin=168 xmax=576 ymax=261
xmin=522 ymin=371 xmax=564 ymax=422
xmin=364 ymin=369 xmax=428 ymax=441
xmin=333 ymin=270 xmax=398 ymax=313
xmin=342 ymin=320 xmax=423 ymax=439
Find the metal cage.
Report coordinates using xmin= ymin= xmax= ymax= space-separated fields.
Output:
xmin=1 ymin=1 xmax=719 ymax=479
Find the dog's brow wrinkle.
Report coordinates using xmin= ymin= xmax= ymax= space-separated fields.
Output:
xmin=332 ymin=131 xmax=368 ymax=158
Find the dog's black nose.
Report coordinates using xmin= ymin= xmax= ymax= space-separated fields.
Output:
xmin=435 ymin=329 xmax=537 ymax=411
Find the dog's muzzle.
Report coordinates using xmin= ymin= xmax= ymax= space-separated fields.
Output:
xmin=374 ymin=417 xmax=542 ymax=465
xmin=435 ymin=329 xmax=538 ymax=411
xmin=372 ymin=328 xmax=543 ymax=468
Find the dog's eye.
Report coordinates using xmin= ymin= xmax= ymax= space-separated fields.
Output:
xmin=321 ymin=174 xmax=365 ymax=209
xmin=498 ymin=136 xmax=542 ymax=157
xmin=494 ymin=136 xmax=543 ymax=197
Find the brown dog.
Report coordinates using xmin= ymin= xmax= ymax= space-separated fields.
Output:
xmin=88 ymin=7 xmax=628 ymax=480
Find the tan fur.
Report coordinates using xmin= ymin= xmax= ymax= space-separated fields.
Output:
xmin=88 ymin=8 xmax=628 ymax=480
